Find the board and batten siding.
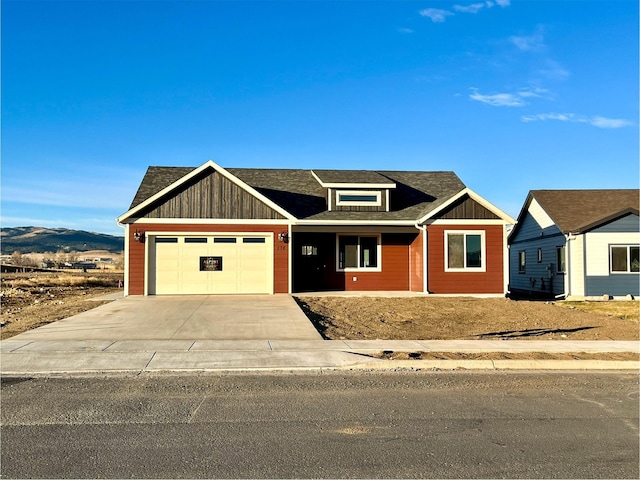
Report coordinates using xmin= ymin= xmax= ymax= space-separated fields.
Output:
xmin=126 ymin=223 xmax=289 ymax=295
xmin=137 ymin=169 xmax=286 ymax=220
xmin=435 ymin=195 xmax=500 ymax=220
xmin=427 ymin=224 xmax=505 ymax=294
xmin=584 ymin=222 xmax=640 ymax=296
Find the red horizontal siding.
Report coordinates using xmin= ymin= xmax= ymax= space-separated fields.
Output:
xmin=126 ymin=223 xmax=289 ymax=295
xmin=334 ymin=233 xmax=412 ymax=291
xmin=427 ymin=225 xmax=504 ymax=294
xmin=409 ymin=230 xmax=424 ymax=292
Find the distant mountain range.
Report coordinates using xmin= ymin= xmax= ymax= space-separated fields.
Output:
xmin=1 ymin=227 xmax=124 ymax=254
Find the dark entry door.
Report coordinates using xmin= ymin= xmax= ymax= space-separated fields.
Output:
xmin=293 ymin=233 xmax=334 ymax=292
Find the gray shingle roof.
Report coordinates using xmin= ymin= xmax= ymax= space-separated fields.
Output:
xmin=530 ymin=189 xmax=640 ymax=233
xmin=129 ymin=167 xmax=193 ymax=209
xmin=127 ymin=165 xmax=467 ymax=222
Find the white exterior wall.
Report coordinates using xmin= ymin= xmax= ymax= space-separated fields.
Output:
xmin=568 ymin=234 xmax=585 ymax=296
xmin=585 ymin=232 xmax=640 ymax=276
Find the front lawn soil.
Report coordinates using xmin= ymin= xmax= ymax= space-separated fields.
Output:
xmin=295 ymin=296 xmax=639 ymax=341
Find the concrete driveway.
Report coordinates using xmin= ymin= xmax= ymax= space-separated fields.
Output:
xmin=9 ymin=295 xmax=323 ymax=341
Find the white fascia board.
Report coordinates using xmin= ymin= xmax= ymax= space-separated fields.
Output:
xmin=294 ymin=219 xmax=416 ymax=226
xmin=129 ymin=218 xmax=292 ymax=225
xmin=117 ymin=159 xmax=297 ymax=223
xmin=424 ymin=219 xmax=510 ymax=226
xmin=309 ymin=170 xmax=396 ymax=189
xmin=325 ymin=182 xmax=396 ymax=189
xmin=417 ymin=187 xmax=516 ymax=225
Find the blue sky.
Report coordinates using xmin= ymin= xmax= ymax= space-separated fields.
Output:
xmin=2 ymin=0 xmax=638 ymax=236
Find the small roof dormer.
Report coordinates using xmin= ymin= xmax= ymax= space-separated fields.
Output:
xmin=311 ymin=170 xmax=397 ymax=212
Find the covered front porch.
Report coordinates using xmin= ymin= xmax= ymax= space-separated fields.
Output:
xmin=290 ymin=227 xmax=424 ymax=293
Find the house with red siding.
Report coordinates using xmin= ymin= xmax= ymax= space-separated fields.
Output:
xmin=117 ymin=160 xmax=514 ymax=296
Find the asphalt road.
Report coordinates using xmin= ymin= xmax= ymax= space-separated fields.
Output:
xmin=1 ymin=371 xmax=638 ymax=479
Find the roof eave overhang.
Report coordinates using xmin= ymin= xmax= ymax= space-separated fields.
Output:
xmin=117 ymin=159 xmax=297 ymax=223
xmin=294 ymin=219 xmax=417 ymax=226
xmin=574 ymin=207 xmax=640 ymax=234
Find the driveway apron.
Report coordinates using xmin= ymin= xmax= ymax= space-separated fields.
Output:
xmin=7 ymin=295 xmax=323 ymax=341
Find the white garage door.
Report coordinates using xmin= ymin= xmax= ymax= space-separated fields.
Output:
xmin=149 ymin=234 xmax=273 ymax=295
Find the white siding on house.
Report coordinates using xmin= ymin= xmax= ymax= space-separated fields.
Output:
xmin=528 ymin=198 xmax=555 ymax=231
xmin=585 ymin=232 xmax=640 ymax=276
xmin=568 ymin=234 xmax=585 ymax=296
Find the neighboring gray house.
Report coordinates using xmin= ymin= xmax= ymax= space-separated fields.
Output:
xmin=508 ymin=189 xmax=639 ymax=299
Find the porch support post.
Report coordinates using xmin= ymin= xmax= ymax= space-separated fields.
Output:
xmin=288 ymin=223 xmax=293 ymax=294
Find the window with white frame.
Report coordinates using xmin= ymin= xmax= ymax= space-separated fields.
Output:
xmin=337 ymin=235 xmax=380 ymax=271
xmin=336 ymin=190 xmax=382 ymax=207
xmin=445 ymin=231 xmax=485 ymax=272
xmin=610 ymin=245 xmax=640 ymax=273
xmin=556 ymin=246 xmax=566 ymax=273
xmin=518 ymin=251 xmax=526 ymax=273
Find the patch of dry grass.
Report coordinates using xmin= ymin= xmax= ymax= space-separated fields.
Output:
xmin=557 ymin=301 xmax=639 ymax=321
xmin=2 ymin=273 xmax=122 ymax=288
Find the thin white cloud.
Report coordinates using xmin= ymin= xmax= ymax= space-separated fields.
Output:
xmin=419 ymin=8 xmax=454 ymax=23
xmin=539 ymin=60 xmax=570 ymax=80
xmin=397 ymin=27 xmax=414 ymax=34
xmin=510 ymin=31 xmax=545 ymax=51
xmin=469 ymin=88 xmax=546 ymax=107
xmin=521 ymin=113 xmax=634 ymax=128
xmin=454 ymin=3 xmax=486 ymax=14
xmin=587 ymin=116 xmax=634 ymax=128
xmin=471 ymin=92 xmax=524 ymax=107
xmin=420 ymin=1 xmax=509 ymax=22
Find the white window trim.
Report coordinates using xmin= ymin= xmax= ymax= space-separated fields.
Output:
xmin=444 ymin=230 xmax=486 ymax=273
xmin=610 ymin=244 xmax=640 ymax=274
xmin=336 ymin=234 xmax=382 ymax=272
xmin=336 ymin=190 xmax=382 ymax=207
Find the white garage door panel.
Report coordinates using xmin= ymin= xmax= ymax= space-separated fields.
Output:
xmin=155 ymin=239 xmax=181 ymax=295
xmin=151 ymin=235 xmax=273 ymax=295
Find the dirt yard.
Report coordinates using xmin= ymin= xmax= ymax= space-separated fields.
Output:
xmin=295 ymin=296 xmax=639 ymax=341
xmin=1 ymin=273 xmax=122 ymax=339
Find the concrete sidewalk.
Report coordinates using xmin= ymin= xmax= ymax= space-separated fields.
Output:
xmin=2 ymin=338 xmax=638 ymax=375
